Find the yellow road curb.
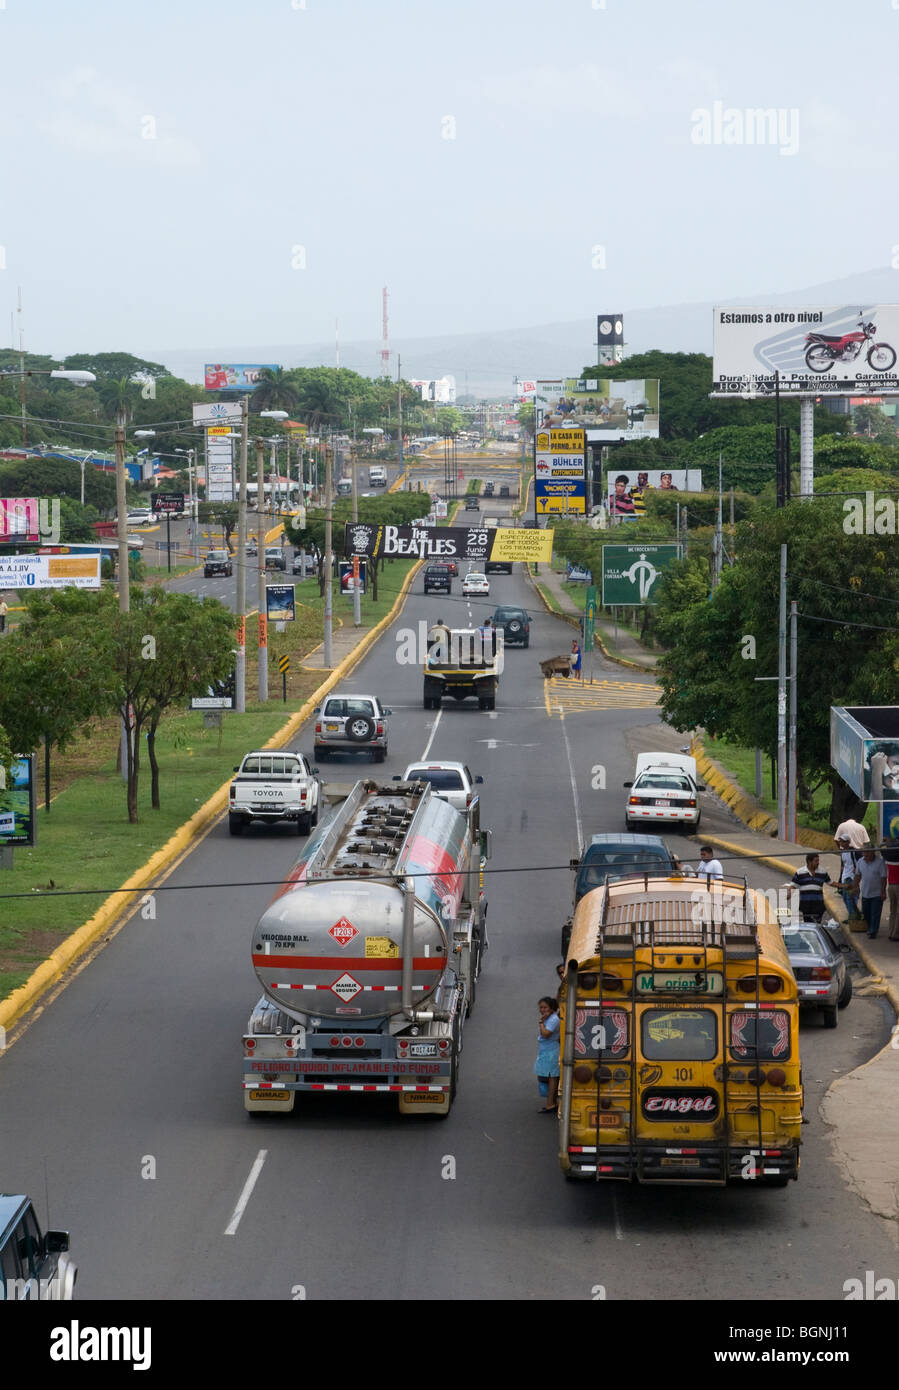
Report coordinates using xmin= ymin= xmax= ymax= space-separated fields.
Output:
xmin=691 ymin=736 xmax=837 ymax=851
xmin=0 ymin=557 xmax=424 ymax=1036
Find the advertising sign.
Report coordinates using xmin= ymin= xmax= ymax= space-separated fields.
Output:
xmin=190 ymin=672 xmax=235 ymax=711
xmin=338 ymin=560 xmax=367 ymax=596
xmin=344 ymin=523 xmax=554 ymax=564
xmin=713 ymin=305 xmax=899 ymax=394
xmin=606 ymin=469 xmax=703 ymax=518
xmin=536 ymin=379 xmax=660 ymax=439
xmin=193 ymin=402 xmax=242 ymax=425
xmin=0 ymin=754 xmax=36 ymax=847
xmin=602 ymin=545 xmax=682 ymax=606
xmin=535 ymin=479 xmax=586 ymax=515
xmin=204 ymin=364 xmax=279 ymax=392
xmin=0 ymin=497 xmax=41 ymax=541
xmin=266 ymin=584 xmax=296 ymax=621
xmin=0 ymin=553 xmax=100 ymax=590
xmin=830 ymin=706 xmax=899 ymax=800
xmin=151 ymin=492 xmax=185 ymax=515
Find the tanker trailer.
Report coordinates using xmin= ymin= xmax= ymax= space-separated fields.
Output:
xmin=243 ymin=778 xmax=490 ymax=1117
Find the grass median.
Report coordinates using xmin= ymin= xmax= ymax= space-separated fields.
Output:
xmin=0 ymin=554 xmax=419 ymax=1000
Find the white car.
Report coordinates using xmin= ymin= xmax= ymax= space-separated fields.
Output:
xmin=126 ymin=508 xmax=153 ymax=526
xmin=623 ymin=753 xmax=703 ymax=831
xmin=462 ymin=572 xmax=490 ymax=596
xmin=399 ymin=761 xmax=484 ymax=812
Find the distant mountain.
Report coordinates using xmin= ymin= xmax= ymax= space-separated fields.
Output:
xmin=149 ymin=266 xmax=896 ymax=400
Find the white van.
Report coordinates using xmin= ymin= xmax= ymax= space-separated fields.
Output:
xmin=368 ymin=465 xmax=387 ymax=487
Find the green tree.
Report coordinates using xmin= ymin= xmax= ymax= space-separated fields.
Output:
xmin=436 ymin=407 xmax=464 ymax=437
xmin=253 ymin=368 xmax=299 ymax=414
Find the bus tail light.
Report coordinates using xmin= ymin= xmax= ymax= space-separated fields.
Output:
xmin=737 ymin=975 xmax=783 ymax=994
xmin=579 ymin=973 xmax=598 ymax=990
xmin=766 ymin=1068 xmax=787 ymax=1088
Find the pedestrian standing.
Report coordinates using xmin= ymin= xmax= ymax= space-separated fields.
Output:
xmin=570 ymin=639 xmax=582 ymax=680
xmin=853 ymin=848 xmax=887 ymax=939
xmin=696 ymin=846 xmax=724 ymax=880
xmin=833 ymin=819 xmax=870 ymax=850
xmin=789 ymin=853 xmax=831 ymax=922
xmin=0 ymin=598 xmax=7 ymax=633
xmin=881 ymin=837 xmax=899 ymax=940
xmin=534 ymin=997 xmax=560 ymax=1112
xmin=836 ymin=835 xmax=859 ymax=920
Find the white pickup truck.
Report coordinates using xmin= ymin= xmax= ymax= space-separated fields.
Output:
xmin=229 ymin=750 xmax=321 ymax=836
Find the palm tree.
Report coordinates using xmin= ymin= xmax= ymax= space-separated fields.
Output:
xmin=253 ymin=368 xmax=299 ymax=413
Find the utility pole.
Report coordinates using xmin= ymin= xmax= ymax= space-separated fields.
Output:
xmin=235 ymin=396 xmax=249 ymax=713
xmin=350 ymin=446 xmax=361 ymax=626
xmin=712 ymin=453 xmax=723 ymax=589
xmin=256 ymin=437 xmax=268 ymax=702
xmin=397 ymin=354 xmax=404 ymax=483
xmin=17 ymin=288 xmax=26 ymax=446
xmin=777 ymin=544 xmax=788 ymax=840
xmin=114 ymin=404 xmax=130 ymax=782
xmin=788 ymin=598 xmax=798 ymax=842
xmin=324 ymin=443 xmax=333 ymax=667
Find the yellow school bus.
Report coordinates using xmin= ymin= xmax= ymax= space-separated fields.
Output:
xmin=559 ymin=875 xmax=802 ymax=1186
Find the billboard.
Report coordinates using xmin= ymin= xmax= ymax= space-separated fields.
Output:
xmin=536 ymin=378 xmax=660 ymax=439
xmin=535 ymin=479 xmax=586 ymax=515
xmin=204 ymin=364 xmax=279 ymax=392
xmin=338 ymin=560 xmax=367 ymax=596
xmin=206 ymin=429 xmax=234 ymax=503
xmin=266 ymin=584 xmax=296 ymax=621
xmin=713 ymin=305 xmax=899 ymax=394
xmin=151 ymin=492 xmax=185 ymax=515
xmin=830 ymin=706 xmax=899 ymax=800
xmin=606 ymin=469 xmax=703 ymax=518
xmin=345 ymin=523 xmax=554 ymax=564
xmin=0 ymin=553 xmax=100 ymax=589
xmin=0 ymin=754 xmax=36 ymax=847
xmin=602 ymin=545 xmax=682 ymax=605
xmin=193 ymin=402 xmax=242 ymax=426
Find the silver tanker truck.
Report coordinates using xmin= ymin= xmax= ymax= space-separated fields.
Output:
xmin=243 ymin=778 xmax=490 ymax=1117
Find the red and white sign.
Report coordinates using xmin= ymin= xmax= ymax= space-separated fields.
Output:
xmin=329 ymin=917 xmax=359 ymax=948
xmin=330 ymin=972 xmax=362 ymax=1001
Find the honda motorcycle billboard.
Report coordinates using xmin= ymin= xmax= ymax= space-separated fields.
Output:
xmin=713 ymin=305 xmax=899 ymax=394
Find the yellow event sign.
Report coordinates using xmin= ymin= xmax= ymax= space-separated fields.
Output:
xmin=535 ymin=428 xmax=584 ymax=454
xmin=208 ymin=426 xmax=232 ymax=436
xmin=536 ymin=493 xmax=586 ymax=515
xmin=489 ymin=528 xmax=554 ymax=562
xmin=47 ymin=556 xmax=100 ymax=579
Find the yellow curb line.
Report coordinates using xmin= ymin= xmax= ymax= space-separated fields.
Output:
xmin=0 ymin=557 xmax=425 ymax=1036
xmin=691 ymin=736 xmax=837 ymax=852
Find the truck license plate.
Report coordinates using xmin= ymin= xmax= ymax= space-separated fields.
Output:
xmin=409 ymin=1044 xmax=437 ymax=1057
xmin=256 ymin=803 xmax=280 ymax=811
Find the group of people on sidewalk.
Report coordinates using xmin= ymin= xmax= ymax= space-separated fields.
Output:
xmin=788 ymin=818 xmax=899 ymax=940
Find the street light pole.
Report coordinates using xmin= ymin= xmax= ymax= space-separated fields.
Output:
xmin=324 ymin=443 xmax=333 ymax=667
xmin=351 ymin=447 xmax=361 ymax=626
xmin=256 ymin=437 xmax=268 ymax=702
xmin=235 ymin=397 xmax=249 ymax=714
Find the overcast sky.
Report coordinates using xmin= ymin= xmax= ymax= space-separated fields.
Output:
xmin=1 ymin=0 xmax=896 ymax=365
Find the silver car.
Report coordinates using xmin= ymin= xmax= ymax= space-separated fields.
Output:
xmin=780 ymin=918 xmax=852 ymax=1028
xmin=314 ymin=693 xmax=391 ymax=762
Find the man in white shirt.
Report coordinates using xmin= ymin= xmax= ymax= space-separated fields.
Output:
xmin=696 ymin=846 xmax=724 ymax=880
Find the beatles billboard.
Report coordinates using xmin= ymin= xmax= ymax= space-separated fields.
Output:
xmin=344 ymin=522 xmax=554 ymax=564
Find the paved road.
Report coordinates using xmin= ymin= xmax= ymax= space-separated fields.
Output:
xmin=1 ymin=562 xmax=893 ymax=1302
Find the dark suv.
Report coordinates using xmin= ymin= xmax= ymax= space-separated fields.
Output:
xmin=491 ymin=605 xmax=530 ymax=646
xmin=424 ymin=564 xmax=453 ymax=594
xmin=0 ymin=1195 xmax=76 ymax=1299
xmin=204 ymin=549 xmax=233 ymax=577
xmin=464 ymin=496 xmax=480 ymax=511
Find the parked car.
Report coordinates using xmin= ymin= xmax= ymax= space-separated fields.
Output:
xmin=314 ymin=693 xmax=391 ymax=762
xmin=780 ymin=918 xmax=852 ymax=1027
xmin=245 ymin=540 xmax=258 ymax=557
xmin=464 ymin=496 xmax=480 ymax=511
xmin=462 ymin=572 xmax=489 ymax=596
xmin=623 ymin=753 xmax=704 ymax=832
xmin=491 ymin=605 xmax=530 ymax=646
xmin=0 ymin=1195 xmax=76 ymax=1299
xmin=204 ymin=549 xmax=233 ymax=577
xmin=264 ymin=547 xmax=286 ymax=571
xmin=499 ymin=485 xmax=510 ymax=498
xmin=424 ymin=563 xmax=454 ymax=594
xmin=398 ymin=761 xmax=484 ymax=813
xmin=125 ymin=508 xmax=153 ymax=526
xmin=484 ymin=481 xmax=495 ymax=496
xmin=292 ymin=552 xmax=317 ymax=576
xmin=563 ymin=832 xmax=684 ymax=954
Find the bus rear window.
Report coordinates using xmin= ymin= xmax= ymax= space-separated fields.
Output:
xmin=641 ymin=1009 xmax=717 ymax=1061
xmin=573 ymin=1007 xmax=629 ymax=1059
xmin=729 ymin=1010 xmax=790 ymax=1060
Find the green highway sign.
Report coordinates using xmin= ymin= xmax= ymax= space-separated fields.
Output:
xmin=601 ymin=544 xmax=681 ymax=606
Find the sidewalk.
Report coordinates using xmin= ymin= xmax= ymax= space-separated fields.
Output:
xmin=701 ymin=823 xmax=899 ymax=1225
xmin=301 ymin=617 xmax=375 ymax=670
xmin=528 ymin=565 xmax=661 ymax=671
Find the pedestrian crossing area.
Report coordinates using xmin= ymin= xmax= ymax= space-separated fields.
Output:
xmin=544 ymin=676 xmax=661 ymax=715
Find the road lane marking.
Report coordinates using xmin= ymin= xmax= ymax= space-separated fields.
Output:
xmin=224 ymin=1149 xmax=268 ymax=1236
xmin=545 ymin=677 xmax=660 ymax=714
xmin=559 ymin=711 xmax=583 ymax=850
xmin=419 ymin=706 xmax=442 ymax=761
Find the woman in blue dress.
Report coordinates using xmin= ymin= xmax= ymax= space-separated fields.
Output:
xmin=535 ymin=997 xmax=561 ymax=1112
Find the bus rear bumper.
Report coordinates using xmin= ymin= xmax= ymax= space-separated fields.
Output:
xmin=565 ymin=1144 xmax=799 ymax=1184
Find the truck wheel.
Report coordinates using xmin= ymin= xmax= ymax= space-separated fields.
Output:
xmin=347 ymin=716 xmax=376 ymax=742
xmin=373 ymin=747 xmax=387 ymax=763
xmin=523 ymin=637 xmax=529 ymax=648
xmin=486 ymin=697 xmax=496 ymax=711
xmin=822 ymin=1004 xmax=838 ymax=1029
xmin=228 ymin=814 xmax=244 ymax=836
xmin=297 ymin=814 xmax=312 ymax=835
xmin=478 ymin=698 xmax=488 ymax=710
xmin=311 ymin=801 xmax=319 ymax=826
xmin=314 ymin=745 xmax=328 ymax=761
